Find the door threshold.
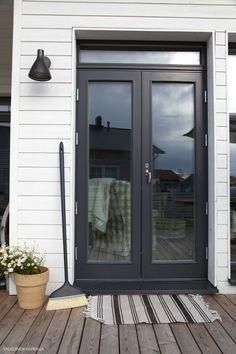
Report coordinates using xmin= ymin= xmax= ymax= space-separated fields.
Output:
xmin=74 ymin=279 xmax=218 ymax=295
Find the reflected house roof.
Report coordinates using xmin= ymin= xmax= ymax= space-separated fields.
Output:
xmin=230 ymin=114 xmax=236 ymax=144
xmin=153 ymin=169 xmax=183 ymax=181
xmin=183 ymin=128 xmax=194 ymax=138
xmin=230 ymin=176 xmax=236 ymax=199
xmin=89 ymin=125 xmax=164 ymax=154
xmin=230 ymin=176 xmax=236 ymax=185
xmin=183 ymin=174 xmax=194 ymax=184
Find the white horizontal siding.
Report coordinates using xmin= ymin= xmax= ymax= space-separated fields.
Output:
xmin=44 ymin=254 xmax=69 ymax=269
xmin=20 ymin=69 xmax=71 ymax=83
xmin=10 ymin=0 xmax=236 ymax=294
xmin=18 ymin=196 xmax=70 ymax=210
xmin=216 ymin=126 xmax=227 ymax=140
xmin=216 ymin=196 xmax=228 ymax=210
xmin=21 ymin=42 xmax=72 ymax=56
xmin=20 ymin=83 xmax=72 ymax=96
xmin=216 ymin=72 xmax=226 ymax=86
xmin=18 ymin=181 xmax=70 ymax=195
xmin=21 ymin=56 xmax=72 ymax=70
xmin=48 ymin=267 xmax=69 ymax=282
xmin=19 ymin=97 xmax=71 ymax=110
xmin=214 ymin=31 xmax=230 ymax=292
xmin=19 ymin=140 xmax=71 ymax=152
xmin=18 ymin=210 xmax=70 ymax=225
xmin=19 ymin=126 xmax=71 ymax=139
xmin=18 ymin=167 xmax=70 ymax=181
xmin=216 ymin=154 xmax=227 ymax=169
xmin=216 ymin=183 xmax=228 ymax=196
xmin=21 ymin=2 xmax=236 ymax=19
xmin=21 ymin=15 xmax=236 ymax=31
xmin=18 ymin=153 xmax=71 ymax=167
xmin=216 ymin=141 xmax=227 ymax=154
xmin=17 ymin=238 xmax=70 ymax=254
xmin=22 ymin=28 xmax=72 ymax=42
xmin=19 ymin=111 xmax=71 ymax=124
xmin=217 ymin=253 xmax=228 ymax=267
xmin=21 ymin=0 xmax=236 ymax=4
xmin=18 ymin=224 xmax=70 ymax=239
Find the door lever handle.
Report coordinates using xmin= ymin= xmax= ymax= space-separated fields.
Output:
xmin=145 ymin=162 xmax=152 ymax=184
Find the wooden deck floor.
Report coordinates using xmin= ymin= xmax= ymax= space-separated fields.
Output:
xmin=0 ymin=291 xmax=236 ymax=353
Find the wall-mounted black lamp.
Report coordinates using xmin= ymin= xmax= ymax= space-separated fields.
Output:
xmin=28 ymin=49 xmax=51 ymax=81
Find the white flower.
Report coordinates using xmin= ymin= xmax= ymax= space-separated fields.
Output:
xmin=8 ymin=268 xmax=13 ymax=273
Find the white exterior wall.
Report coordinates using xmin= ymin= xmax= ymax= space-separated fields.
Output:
xmin=10 ymin=0 xmax=236 ymax=294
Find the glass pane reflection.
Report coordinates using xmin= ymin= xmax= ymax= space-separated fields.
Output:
xmin=80 ymin=50 xmax=200 ymax=65
xmin=152 ymin=83 xmax=195 ymax=261
xmin=228 ymin=56 xmax=236 ymax=114
xmin=88 ymin=82 xmax=132 ymax=262
xmin=230 ymin=115 xmax=236 ymax=262
xmin=0 ymin=110 xmax=10 ymax=245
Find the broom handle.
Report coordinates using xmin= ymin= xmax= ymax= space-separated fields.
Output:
xmin=59 ymin=142 xmax=69 ymax=283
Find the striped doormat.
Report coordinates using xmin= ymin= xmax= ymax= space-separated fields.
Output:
xmin=85 ymin=294 xmax=221 ymax=324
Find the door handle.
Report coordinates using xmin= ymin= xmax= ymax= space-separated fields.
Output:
xmin=145 ymin=162 xmax=152 ymax=184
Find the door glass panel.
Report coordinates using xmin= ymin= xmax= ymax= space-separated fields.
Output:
xmin=80 ymin=50 xmax=200 ymax=65
xmin=230 ymin=116 xmax=236 ymax=262
xmin=151 ymin=83 xmax=195 ymax=262
xmin=0 ymin=100 xmax=10 ymax=246
xmin=229 ymin=55 xmax=236 ymax=265
xmin=88 ymin=82 xmax=132 ymax=262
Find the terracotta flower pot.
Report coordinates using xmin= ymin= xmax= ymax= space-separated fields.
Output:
xmin=13 ymin=267 xmax=49 ymax=309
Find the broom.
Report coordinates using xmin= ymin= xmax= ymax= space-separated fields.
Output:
xmin=46 ymin=142 xmax=88 ymax=310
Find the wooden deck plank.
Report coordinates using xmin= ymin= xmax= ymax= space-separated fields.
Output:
xmin=17 ymin=306 xmax=55 ymax=354
xmin=203 ymin=294 xmax=232 ymax=323
xmin=136 ymin=324 xmax=160 ymax=354
xmin=58 ymin=307 xmax=85 ymax=354
xmin=38 ymin=309 xmax=71 ymax=354
xmin=119 ymin=324 xmax=140 ymax=354
xmin=226 ymin=294 xmax=236 ymax=306
xmin=100 ymin=325 xmax=119 ymax=354
xmin=213 ymin=294 xmax=236 ymax=321
xmin=0 ymin=296 xmax=18 ymax=321
xmin=1 ymin=291 xmax=236 ymax=354
xmin=0 ymin=303 xmax=24 ymax=346
xmin=153 ymin=324 xmax=180 ymax=354
xmin=0 ymin=290 xmax=8 ymax=302
xmin=188 ymin=323 xmax=221 ymax=354
xmin=203 ymin=294 xmax=236 ymax=342
xmin=204 ymin=321 xmax=236 ymax=354
xmin=0 ymin=307 xmax=41 ymax=353
xmin=79 ymin=318 xmax=101 ymax=354
xmin=170 ymin=324 xmax=201 ymax=354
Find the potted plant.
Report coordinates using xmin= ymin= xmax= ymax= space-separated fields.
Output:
xmin=0 ymin=244 xmax=49 ymax=309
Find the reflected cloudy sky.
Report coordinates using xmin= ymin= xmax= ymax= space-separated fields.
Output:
xmin=88 ymin=81 xmax=194 ymax=176
xmin=81 ymin=50 xmax=200 ymax=65
xmin=229 ymin=56 xmax=236 ymax=176
xmin=229 ymin=56 xmax=236 ymax=114
xmin=152 ymin=83 xmax=194 ymax=176
xmin=88 ymin=82 xmax=132 ymax=128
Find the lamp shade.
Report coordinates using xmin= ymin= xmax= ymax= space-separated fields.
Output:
xmin=28 ymin=49 xmax=51 ymax=81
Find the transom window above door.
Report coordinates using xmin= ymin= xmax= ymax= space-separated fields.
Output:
xmin=78 ymin=42 xmax=204 ymax=66
xmin=79 ymin=49 xmax=200 ymax=65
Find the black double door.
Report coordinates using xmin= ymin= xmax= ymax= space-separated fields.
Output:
xmin=75 ymin=69 xmax=208 ymax=285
